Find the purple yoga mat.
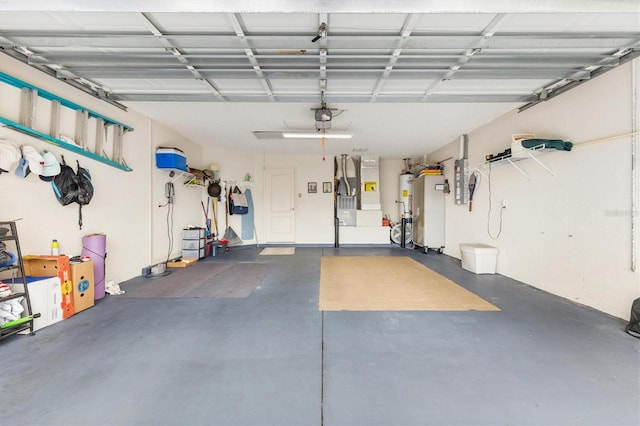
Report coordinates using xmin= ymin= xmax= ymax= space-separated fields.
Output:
xmin=81 ymin=233 xmax=106 ymax=300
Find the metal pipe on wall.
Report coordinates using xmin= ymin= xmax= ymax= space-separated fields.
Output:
xmin=631 ymin=59 xmax=638 ymax=272
xmin=341 ymin=154 xmax=351 ymax=196
xmin=400 ymin=217 xmax=407 ymax=248
xmin=352 ymin=155 xmax=361 ymax=209
xmin=334 ymin=156 xmax=339 ymax=248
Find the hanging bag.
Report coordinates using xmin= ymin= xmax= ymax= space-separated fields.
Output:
xmin=51 ymin=156 xmax=94 ymax=229
xmin=75 ymin=160 xmax=94 ymax=230
xmin=52 ymin=155 xmax=78 ymax=206
xmin=230 ymin=185 xmax=249 ymax=215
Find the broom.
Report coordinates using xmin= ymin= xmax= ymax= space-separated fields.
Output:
xmin=222 ymin=185 xmax=242 ymax=246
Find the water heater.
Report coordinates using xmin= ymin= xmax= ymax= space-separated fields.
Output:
xmin=399 ymin=173 xmax=413 ymax=218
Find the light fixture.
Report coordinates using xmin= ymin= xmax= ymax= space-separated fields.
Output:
xmin=282 ymin=132 xmax=352 ymax=139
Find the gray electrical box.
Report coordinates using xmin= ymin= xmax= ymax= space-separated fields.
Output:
xmin=454 ymin=158 xmax=469 ymax=205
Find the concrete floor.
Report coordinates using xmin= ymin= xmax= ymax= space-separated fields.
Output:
xmin=1 ymin=247 xmax=638 ymax=426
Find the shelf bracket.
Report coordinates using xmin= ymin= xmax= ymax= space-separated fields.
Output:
xmin=19 ymin=87 xmax=37 ymax=128
xmin=75 ymin=109 xmax=89 ymax=150
xmin=526 ymin=151 xmax=555 ymax=176
xmin=166 ymin=169 xmax=194 ymax=184
xmin=94 ymin=118 xmax=104 ymax=156
xmin=473 ymin=166 xmax=495 ymax=185
xmin=0 ymin=116 xmax=133 ymax=171
xmin=50 ymin=100 xmax=61 ymax=138
xmin=505 ymin=158 xmax=530 ymax=180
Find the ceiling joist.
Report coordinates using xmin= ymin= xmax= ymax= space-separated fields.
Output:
xmin=0 ymin=7 xmax=637 ymax=105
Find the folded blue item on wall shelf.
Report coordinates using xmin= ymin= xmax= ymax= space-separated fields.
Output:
xmin=522 ymin=138 xmax=573 ymax=151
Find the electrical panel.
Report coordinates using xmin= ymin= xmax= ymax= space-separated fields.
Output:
xmin=454 ymin=158 xmax=469 ymax=205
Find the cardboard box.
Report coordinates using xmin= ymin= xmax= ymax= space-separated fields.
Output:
xmin=167 ymin=258 xmax=197 ymax=268
xmin=23 ymin=255 xmax=74 ymax=319
xmin=70 ymin=260 xmax=94 ymax=313
xmin=7 ymin=276 xmax=63 ymax=333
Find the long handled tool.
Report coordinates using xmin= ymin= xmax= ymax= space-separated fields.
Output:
xmin=200 ymin=201 xmax=210 ymax=237
xmin=211 ymin=197 xmax=218 ymax=238
xmin=468 ymin=172 xmax=479 ymax=212
xmin=205 ymin=196 xmax=212 ymax=235
xmin=0 ymin=313 xmax=41 ymax=329
xmin=222 ymin=185 xmax=242 ymax=246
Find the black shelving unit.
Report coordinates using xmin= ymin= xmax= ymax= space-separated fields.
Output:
xmin=0 ymin=221 xmax=39 ymax=341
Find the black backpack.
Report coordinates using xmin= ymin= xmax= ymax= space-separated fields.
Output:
xmin=625 ymin=298 xmax=640 ymax=339
xmin=75 ymin=160 xmax=94 ymax=229
xmin=51 ymin=156 xmax=94 ymax=229
xmin=52 ymin=156 xmax=78 ymax=206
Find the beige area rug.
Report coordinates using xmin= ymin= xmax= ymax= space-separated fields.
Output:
xmin=260 ymin=247 xmax=295 ymax=255
xmin=319 ymin=256 xmax=500 ymax=311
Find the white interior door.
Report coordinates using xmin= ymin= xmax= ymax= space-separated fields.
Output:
xmin=265 ymin=167 xmax=295 ymax=243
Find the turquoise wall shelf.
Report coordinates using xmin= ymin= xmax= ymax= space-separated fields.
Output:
xmin=0 ymin=71 xmax=134 ymax=172
xmin=0 ymin=116 xmax=132 ymax=171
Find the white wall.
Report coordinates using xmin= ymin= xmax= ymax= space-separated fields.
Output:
xmin=5 ymin=50 xmax=636 ymax=318
xmin=200 ymin=145 xmax=336 ymax=245
xmin=148 ymin=120 xmax=204 ymax=264
xmin=200 ymin=143 xmax=404 ymax=245
xmin=0 ymin=53 xmax=404 ymax=290
xmin=0 ymin=54 xmax=202 ymax=284
xmin=428 ymin=60 xmax=640 ymax=319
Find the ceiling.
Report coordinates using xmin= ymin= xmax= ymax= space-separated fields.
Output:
xmin=0 ymin=1 xmax=639 ymax=159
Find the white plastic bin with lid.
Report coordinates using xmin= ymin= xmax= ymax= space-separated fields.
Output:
xmin=460 ymin=243 xmax=498 ymax=274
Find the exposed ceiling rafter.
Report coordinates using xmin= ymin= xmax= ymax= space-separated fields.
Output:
xmin=228 ymin=13 xmax=275 ymax=101
xmin=0 ymin=7 xmax=637 ymax=106
xmin=370 ymin=13 xmax=419 ymax=102
xmin=137 ymin=12 xmax=223 ymax=100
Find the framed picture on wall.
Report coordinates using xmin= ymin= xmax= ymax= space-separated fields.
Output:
xmin=323 ymin=182 xmax=332 ymax=193
xmin=308 ymin=182 xmax=317 ymax=193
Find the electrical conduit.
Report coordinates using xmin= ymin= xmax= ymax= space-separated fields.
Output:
xmin=632 ymin=59 xmax=638 ymax=272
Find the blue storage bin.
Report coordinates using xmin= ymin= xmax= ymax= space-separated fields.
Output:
xmin=156 ymin=148 xmax=187 ymax=171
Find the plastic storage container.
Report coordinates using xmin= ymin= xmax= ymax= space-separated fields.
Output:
xmin=155 ymin=148 xmax=187 ymax=171
xmin=460 ymin=243 xmax=498 ymax=274
xmin=182 ymin=247 xmax=205 ymax=259
xmin=183 ymin=228 xmax=205 ymax=239
xmin=182 ymin=239 xmax=204 ymax=250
